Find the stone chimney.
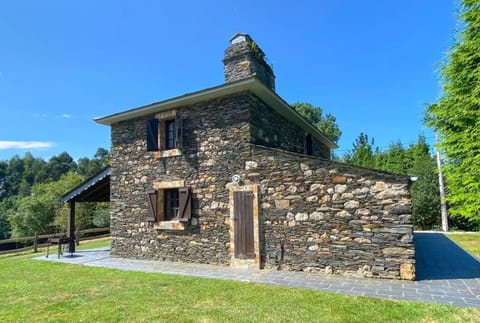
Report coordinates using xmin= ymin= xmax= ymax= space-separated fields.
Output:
xmin=223 ymin=33 xmax=275 ymax=91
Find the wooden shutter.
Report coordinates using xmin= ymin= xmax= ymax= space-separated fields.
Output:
xmin=174 ymin=112 xmax=183 ymax=149
xmin=234 ymin=191 xmax=255 ymax=259
xmin=178 ymin=187 xmax=191 ymax=221
xmin=146 ymin=190 xmax=157 ymax=221
xmin=146 ymin=118 xmax=159 ymax=152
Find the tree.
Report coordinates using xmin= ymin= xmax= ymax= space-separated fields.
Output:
xmin=45 ymin=152 xmax=77 ymax=182
xmin=411 ymin=156 xmax=441 ymax=229
xmin=343 ymin=133 xmax=375 ymax=168
xmin=94 ymin=147 xmax=109 ymax=162
xmin=92 ymin=203 xmax=110 ymax=228
xmin=54 ymin=202 xmax=106 ymax=232
xmin=0 ymin=148 xmax=110 ymax=239
xmin=77 ymin=148 xmax=110 ymax=178
xmin=291 ymin=102 xmax=342 ymax=143
xmin=0 ymin=197 xmax=16 ymax=239
xmin=408 ymin=136 xmax=442 ymax=230
xmin=0 ymin=212 xmax=10 ymax=239
xmin=0 ymin=160 xmax=7 ymax=199
xmin=1 ymin=155 xmax=24 ymax=198
xmin=8 ymin=173 xmax=83 ymax=237
xmin=375 ymin=141 xmax=410 ymax=174
xmin=426 ymin=0 xmax=480 ymax=221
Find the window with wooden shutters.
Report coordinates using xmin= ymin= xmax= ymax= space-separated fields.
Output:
xmin=146 ymin=111 xmax=183 ymax=156
xmin=146 ymin=186 xmax=191 ymax=224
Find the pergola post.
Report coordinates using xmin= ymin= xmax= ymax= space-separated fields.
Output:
xmin=67 ymin=200 xmax=76 ymax=253
xmin=61 ymin=167 xmax=111 ymax=254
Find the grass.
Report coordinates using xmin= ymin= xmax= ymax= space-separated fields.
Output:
xmin=447 ymin=232 xmax=480 ymax=258
xmin=75 ymin=236 xmax=110 ymax=250
xmin=1 ymin=238 xmax=480 ymax=322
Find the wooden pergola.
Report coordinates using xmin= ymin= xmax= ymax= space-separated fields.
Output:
xmin=61 ymin=168 xmax=110 ymax=252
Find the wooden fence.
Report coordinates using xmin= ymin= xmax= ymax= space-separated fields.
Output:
xmin=0 ymin=227 xmax=110 ymax=255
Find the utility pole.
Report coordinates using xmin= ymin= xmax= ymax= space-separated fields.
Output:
xmin=435 ymin=134 xmax=448 ymax=232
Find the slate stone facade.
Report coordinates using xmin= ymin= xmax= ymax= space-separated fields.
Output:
xmin=103 ymin=33 xmax=415 ymax=280
xmin=244 ymin=146 xmax=414 ymax=279
xmin=110 ymin=95 xmax=252 ymax=265
xmin=249 ymin=94 xmax=331 ymax=159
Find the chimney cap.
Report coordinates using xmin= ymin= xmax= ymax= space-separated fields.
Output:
xmin=230 ymin=32 xmax=251 ymax=45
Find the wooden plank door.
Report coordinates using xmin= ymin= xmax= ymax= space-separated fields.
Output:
xmin=234 ymin=191 xmax=255 ymax=259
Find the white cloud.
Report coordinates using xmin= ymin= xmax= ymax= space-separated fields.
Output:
xmin=0 ymin=141 xmax=55 ymax=150
xmin=31 ymin=113 xmax=73 ymax=119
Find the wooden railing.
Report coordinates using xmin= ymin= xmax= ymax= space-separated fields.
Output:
xmin=0 ymin=227 xmax=110 ymax=255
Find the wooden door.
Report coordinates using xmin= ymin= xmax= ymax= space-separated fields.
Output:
xmin=234 ymin=191 xmax=255 ymax=259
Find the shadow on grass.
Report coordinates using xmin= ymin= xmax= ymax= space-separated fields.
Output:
xmin=415 ymin=232 xmax=480 ymax=280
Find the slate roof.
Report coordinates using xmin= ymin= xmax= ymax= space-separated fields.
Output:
xmin=61 ymin=167 xmax=111 ymax=203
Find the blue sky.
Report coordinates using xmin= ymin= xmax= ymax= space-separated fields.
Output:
xmin=0 ymin=0 xmax=458 ymax=161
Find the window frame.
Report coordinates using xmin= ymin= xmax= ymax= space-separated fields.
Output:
xmin=164 ymin=188 xmax=179 ymax=221
xmin=147 ymin=181 xmax=192 ymax=230
xmin=304 ymin=133 xmax=313 ymax=156
xmin=146 ymin=110 xmax=183 ymax=158
xmin=164 ymin=119 xmax=177 ymax=151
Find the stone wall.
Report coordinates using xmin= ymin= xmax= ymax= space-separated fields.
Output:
xmin=109 ymin=94 xmax=253 ymax=264
xmin=241 ymin=146 xmax=415 ymax=280
xmin=109 ymin=91 xmax=415 ymax=280
xmin=249 ymin=94 xmax=330 ymax=159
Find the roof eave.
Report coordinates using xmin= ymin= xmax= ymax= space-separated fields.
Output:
xmin=61 ymin=167 xmax=111 ymax=203
xmin=94 ymin=78 xmax=259 ymax=126
xmin=94 ymin=77 xmax=338 ymax=149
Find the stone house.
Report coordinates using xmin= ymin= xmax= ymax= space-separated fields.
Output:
xmin=95 ymin=33 xmax=415 ymax=280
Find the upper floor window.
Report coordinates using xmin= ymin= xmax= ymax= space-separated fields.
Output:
xmin=146 ymin=111 xmax=182 ymax=156
xmin=304 ymin=134 xmax=313 ymax=156
xmin=165 ymin=119 xmax=176 ymax=150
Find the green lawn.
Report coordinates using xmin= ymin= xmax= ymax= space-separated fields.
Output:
xmin=1 ymin=238 xmax=479 ymax=322
xmin=76 ymin=236 xmax=110 ymax=251
xmin=447 ymin=232 xmax=480 ymax=258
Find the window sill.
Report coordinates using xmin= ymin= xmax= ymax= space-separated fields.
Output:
xmin=154 ymin=220 xmax=187 ymax=231
xmin=154 ymin=148 xmax=182 ymax=159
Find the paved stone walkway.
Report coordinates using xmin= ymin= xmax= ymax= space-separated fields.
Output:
xmin=34 ymin=232 xmax=480 ymax=307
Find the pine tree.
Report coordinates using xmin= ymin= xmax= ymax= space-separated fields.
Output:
xmin=291 ymin=102 xmax=342 ymax=143
xmin=343 ymin=133 xmax=375 ymax=168
xmin=426 ymin=0 xmax=480 ymax=221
